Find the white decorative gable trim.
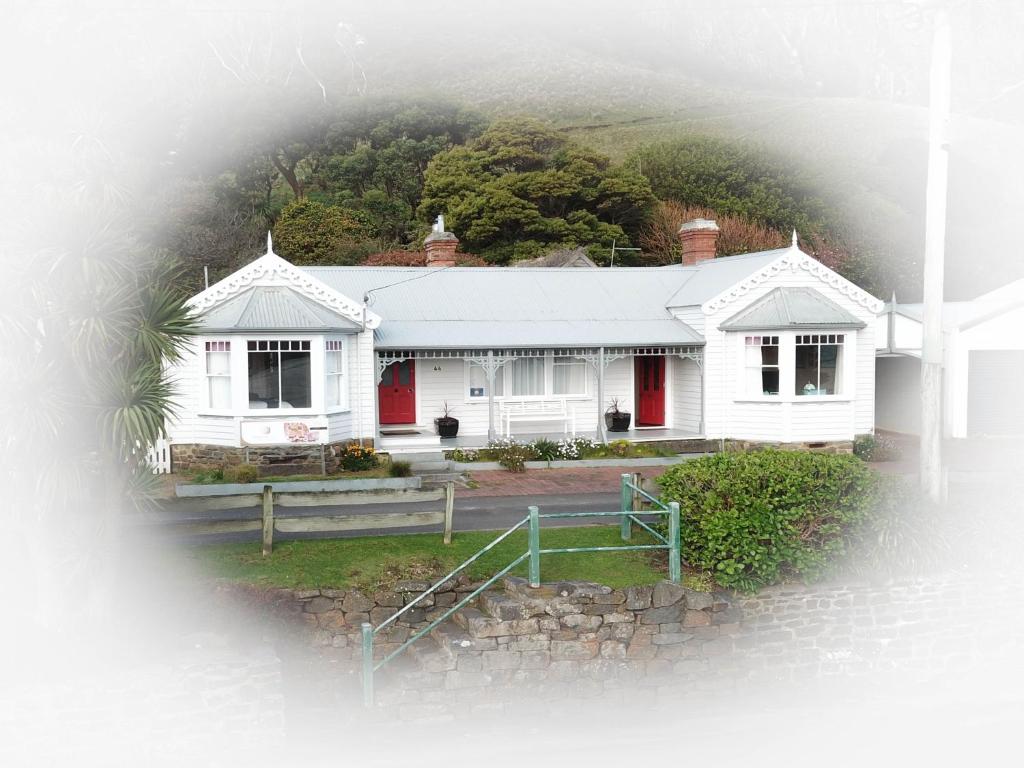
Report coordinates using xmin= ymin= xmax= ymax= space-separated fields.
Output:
xmin=702 ymin=247 xmax=884 ymax=316
xmin=187 ymin=239 xmax=381 ymax=329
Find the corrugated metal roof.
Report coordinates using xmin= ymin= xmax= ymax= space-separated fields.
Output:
xmin=663 ymin=249 xmax=790 ymax=308
xmin=719 ymin=287 xmax=866 ymax=331
xmin=301 ymin=252 xmax=789 ymax=347
xmin=198 ymin=286 xmax=362 ymax=333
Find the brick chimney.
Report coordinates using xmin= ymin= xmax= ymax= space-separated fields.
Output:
xmin=678 ymin=218 xmax=720 ymax=265
xmin=424 ymin=214 xmax=458 ymax=267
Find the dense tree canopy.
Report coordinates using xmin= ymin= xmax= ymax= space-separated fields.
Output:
xmin=417 ymin=118 xmax=655 ymax=263
xmin=271 ymin=199 xmax=372 ymax=266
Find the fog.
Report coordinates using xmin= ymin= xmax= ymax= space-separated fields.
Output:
xmin=2 ymin=1 xmax=1023 ymax=765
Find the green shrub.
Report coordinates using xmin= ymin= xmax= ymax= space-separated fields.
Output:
xmin=449 ymin=448 xmax=478 ymax=463
xmin=853 ymin=434 xmax=902 ymax=462
xmin=488 ymin=438 xmax=536 ymax=472
xmin=531 ymin=438 xmax=561 ymax=462
xmin=191 ymin=468 xmax=224 ymax=484
xmin=223 ymin=464 xmax=260 ymax=484
xmin=339 ymin=444 xmax=378 ymax=471
xmin=389 ymin=460 xmax=413 ymax=478
xmin=657 ymin=450 xmax=879 ymax=591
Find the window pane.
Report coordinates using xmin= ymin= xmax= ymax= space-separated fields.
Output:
xmin=761 ymin=345 xmax=778 ymax=366
xmin=819 ymin=344 xmax=841 ymax=395
xmin=504 ymin=358 xmax=543 ymax=396
xmin=326 ymin=374 xmax=342 ymax=408
xmin=280 ymin=351 xmax=311 ymax=407
xmin=326 ymin=350 xmax=343 ymax=375
xmin=397 ymin=360 xmax=411 ymax=386
xmin=206 ymin=349 xmax=230 ymax=376
xmin=553 ymin=357 xmax=586 ymax=395
xmin=248 ymin=351 xmax=279 ymax=406
xmin=795 ymin=344 xmax=819 ymax=395
xmin=468 ymin=363 xmax=488 ymax=397
xmin=762 ymin=369 xmax=780 ymax=395
xmin=209 ymin=376 xmax=231 ymax=409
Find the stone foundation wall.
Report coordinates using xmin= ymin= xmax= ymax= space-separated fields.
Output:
xmin=171 ymin=439 xmax=376 ymax=476
xmin=228 ymin=572 xmax=1020 ymax=720
xmin=723 ymin=438 xmax=853 ymax=454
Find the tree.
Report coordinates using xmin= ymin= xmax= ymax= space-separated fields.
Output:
xmin=630 ymin=136 xmax=831 ymax=235
xmin=271 ymin=198 xmax=372 ymax=265
xmin=640 ymin=201 xmax=789 ymax=263
xmin=417 ymin=118 xmax=655 ymax=263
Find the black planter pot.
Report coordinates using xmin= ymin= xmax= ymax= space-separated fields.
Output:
xmin=605 ymin=411 xmax=631 ymax=432
xmin=436 ymin=417 xmax=460 ymax=438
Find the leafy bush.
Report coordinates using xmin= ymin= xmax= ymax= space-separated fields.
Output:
xmin=339 ymin=443 xmax=378 ymax=471
xmin=388 ymin=460 xmax=413 ymax=478
xmin=190 ymin=468 xmax=224 ymax=484
xmin=487 ymin=438 xmax=536 ymax=472
xmin=531 ymin=438 xmax=561 ymax=462
xmin=557 ymin=437 xmax=597 ymax=459
xmin=223 ymin=464 xmax=260 ymax=484
xmin=657 ymin=450 xmax=879 ymax=591
xmin=449 ymin=448 xmax=479 ymax=463
xmin=853 ymin=434 xmax=902 ymax=462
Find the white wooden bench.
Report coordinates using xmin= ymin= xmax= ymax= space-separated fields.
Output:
xmin=499 ymin=399 xmax=576 ymax=438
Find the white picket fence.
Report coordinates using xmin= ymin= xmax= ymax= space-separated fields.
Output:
xmin=145 ymin=438 xmax=172 ymax=474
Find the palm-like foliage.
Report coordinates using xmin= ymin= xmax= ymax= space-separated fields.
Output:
xmin=3 ymin=136 xmax=199 ymax=627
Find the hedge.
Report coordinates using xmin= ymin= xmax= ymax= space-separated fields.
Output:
xmin=657 ymin=450 xmax=880 ymax=591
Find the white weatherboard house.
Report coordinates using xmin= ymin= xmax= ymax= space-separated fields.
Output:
xmin=165 ymin=218 xmax=884 ymax=472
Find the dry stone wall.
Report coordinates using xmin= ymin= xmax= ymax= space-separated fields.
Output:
xmin=228 ymin=572 xmax=1019 ymax=720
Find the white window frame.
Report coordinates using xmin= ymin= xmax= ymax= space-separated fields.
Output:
xmin=240 ymin=336 xmax=321 ymax=416
xmin=734 ymin=331 xmax=854 ymax=403
xmin=203 ymin=339 xmax=233 ymax=412
xmin=324 ymin=338 xmax=349 ymax=413
xmin=742 ymin=335 xmax=781 ymax=398
xmin=794 ymin=333 xmax=846 ymax=397
xmin=465 ymin=352 xmax=591 ymax=403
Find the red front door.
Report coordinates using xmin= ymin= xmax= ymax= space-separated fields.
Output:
xmin=378 ymin=360 xmax=416 ymax=424
xmin=635 ymin=356 xmax=666 ymax=426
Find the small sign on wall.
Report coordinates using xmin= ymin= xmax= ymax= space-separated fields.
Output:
xmin=241 ymin=418 xmax=329 ymax=445
xmin=470 ymin=387 xmax=484 ymax=398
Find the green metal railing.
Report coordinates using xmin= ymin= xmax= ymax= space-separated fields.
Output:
xmin=360 ymin=473 xmax=679 ymax=706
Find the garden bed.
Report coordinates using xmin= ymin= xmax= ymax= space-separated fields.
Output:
xmin=450 ymin=455 xmax=696 ymax=472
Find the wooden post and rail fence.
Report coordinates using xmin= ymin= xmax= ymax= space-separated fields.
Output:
xmin=165 ymin=481 xmax=456 ymax=551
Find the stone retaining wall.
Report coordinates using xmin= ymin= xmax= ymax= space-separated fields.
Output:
xmin=171 ymin=439 xmax=375 ymax=475
xmin=229 ymin=572 xmax=1018 ymax=719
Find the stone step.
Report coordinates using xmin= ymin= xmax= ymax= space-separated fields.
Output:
xmin=478 ymin=590 xmax=545 ymax=621
xmin=451 ymin=606 xmax=541 ymax=639
xmin=429 ymin=622 xmax=497 ymax=654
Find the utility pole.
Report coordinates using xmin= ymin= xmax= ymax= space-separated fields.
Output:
xmin=920 ymin=2 xmax=951 ymax=503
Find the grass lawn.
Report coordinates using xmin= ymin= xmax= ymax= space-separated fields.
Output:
xmin=191 ymin=526 xmax=695 ymax=591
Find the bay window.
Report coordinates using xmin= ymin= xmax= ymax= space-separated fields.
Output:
xmin=794 ymin=334 xmax=844 ymax=396
xmin=744 ymin=336 xmax=780 ymax=396
xmin=204 ymin=340 xmax=232 ymax=409
xmin=247 ymin=339 xmax=311 ymax=409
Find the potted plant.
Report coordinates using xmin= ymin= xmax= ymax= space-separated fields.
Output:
xmin=435 ymin=401 xmax=460 ymax=438
xmin=605 ymin=398 xmax=631 ymax=432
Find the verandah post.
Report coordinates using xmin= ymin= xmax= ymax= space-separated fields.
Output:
xmin=668 ymin=501 xmax=681 ymax=584
xmin=528 ymin=505 xmax=541 ymax=587
xmin=361 ymin=622 xmax=374 ymax=707
xmin=619 ymin=473 xmax=632 ymax=541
